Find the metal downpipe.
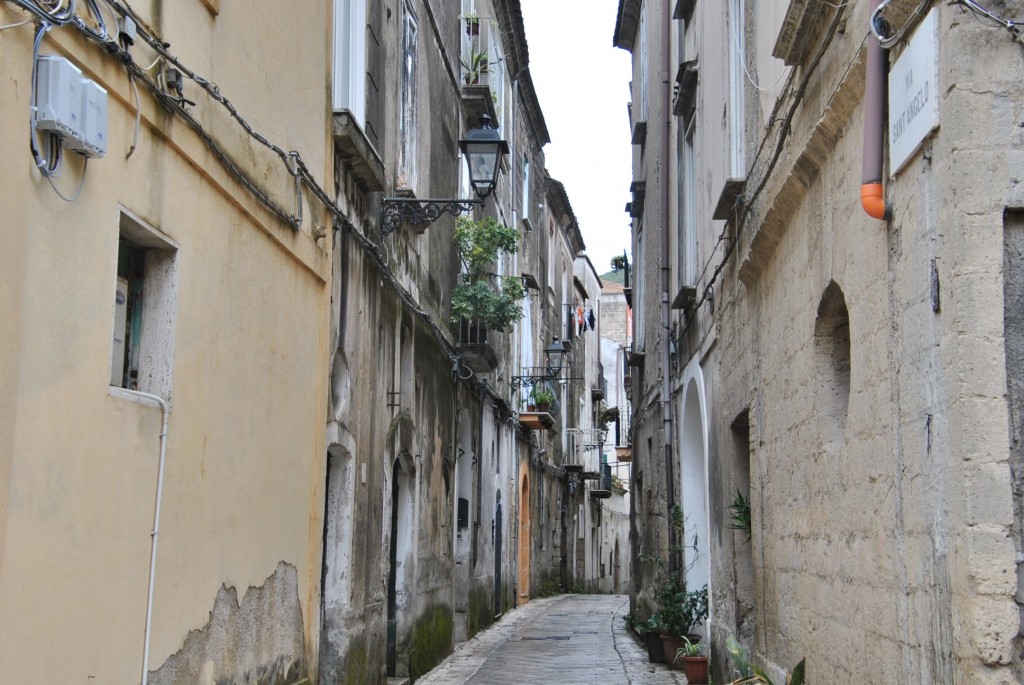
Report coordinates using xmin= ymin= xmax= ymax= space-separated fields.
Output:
xmin=862 ymin=0 xmax=892 ymax=220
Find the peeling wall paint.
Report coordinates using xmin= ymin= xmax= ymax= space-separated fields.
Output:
xmin=149 ymin=562 xmax=306 ymax=685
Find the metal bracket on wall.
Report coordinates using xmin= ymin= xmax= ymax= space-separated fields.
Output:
xmin=379 ymin=197 xmax=481 ymax=237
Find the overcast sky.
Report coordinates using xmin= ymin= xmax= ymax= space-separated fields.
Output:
xmin=520 ymin=0 xmax=633 ymax=276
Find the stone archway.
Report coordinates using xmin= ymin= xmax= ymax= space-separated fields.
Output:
xmin=679 ymin=360 xmax=710 ymax=598
xmin=517 ymin=468 xmax=531 ymax=603
xmin=384 ymin=416 xmax=417 ymax=678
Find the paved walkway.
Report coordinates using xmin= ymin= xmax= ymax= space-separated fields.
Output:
xmin=417 ymin=594 xmax=687 ymax=685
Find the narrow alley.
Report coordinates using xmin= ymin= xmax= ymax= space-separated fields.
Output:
xmin=417 ymin=595 xmax=685 ymax=685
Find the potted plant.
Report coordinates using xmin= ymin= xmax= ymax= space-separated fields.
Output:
xmin=451 ymin=216 xmax=525 ymax=332
xmin=725 ymin=636 xmax=806 ymax=685
xmin=460 ymin=46 xmax=488 ymax=85
xmin=653 ymin=575 xmax=708 ymax=669
xmin=638 ymin=614 xmax=666 ymax=663
xmin=462 ymin=11 xmax=480 ymax=36
xmin=531 ymin=387 xmax=556 ymax=413
xmin=676 ymin=636 xmax=709 ymax=684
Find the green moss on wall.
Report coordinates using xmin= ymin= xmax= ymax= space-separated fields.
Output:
xmin=408 ymin=604 xmax=453 ymax=682
xmin=534 ymin=571 xmax=562 ymax=599
xmin=341 ymin=637 xmax=367 ymax=685
xmin=466 ymin=585 xmax=493 ymax=639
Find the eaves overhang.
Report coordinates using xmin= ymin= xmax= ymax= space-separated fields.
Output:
xmin=613 ymin=0 xmax=641 ymax=51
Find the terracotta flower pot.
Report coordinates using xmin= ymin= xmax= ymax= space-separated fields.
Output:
xmin=660 ymin=635 xmax=684 ymax=670
xmin=680 ymin=655 xmax=709 ymax=684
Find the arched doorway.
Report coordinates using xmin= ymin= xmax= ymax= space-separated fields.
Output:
xmin=613 ymin=538 xmax=621 ymax=593
xmin=680 ymin=362 xmax=710 ymax=596
xmin=493 ymin=492 xmax=503 ymax=616
xmin=517 ymin=470 xmax=531 ymax=603
xmin=386 ymin=455 xmax=415 ymax=676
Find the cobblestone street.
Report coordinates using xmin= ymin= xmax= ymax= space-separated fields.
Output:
xmin=417 ymin=595 xmax=686 ymax=685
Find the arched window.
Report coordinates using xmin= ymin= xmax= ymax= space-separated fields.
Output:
xmin=814 ymin=281 xmax=851 ymax=448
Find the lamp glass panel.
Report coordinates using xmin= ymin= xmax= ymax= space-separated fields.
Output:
xmin=466 ymin=143 xmax=499 ymax=188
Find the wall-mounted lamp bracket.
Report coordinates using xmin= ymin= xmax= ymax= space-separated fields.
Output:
xmin=380 ymin=197 xmax=482 ymax=237
xmin=510 ymin=366 xmax=556 ymax=393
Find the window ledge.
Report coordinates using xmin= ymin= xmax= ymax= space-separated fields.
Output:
xmin=460 ymin=84 xmax=498 ymax=128
xmin=773 ymin=0 xmax=824 ymax=66
xmin=631 ymin=120 xmax=648 ymax=146
xmin=712 ymin=177 xmax=746 ymax=221
xmin=332 ymin=112 xmax=384 ymax=192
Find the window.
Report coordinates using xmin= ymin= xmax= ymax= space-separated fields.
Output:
xmin=111 ymin=210 xmax=178 ymax=397
xmin=333 ymin=0 xmax=367 ymax=122
xmin=488 ymin=25 xmax=506 ymax=132
xmin=637 ymin=2 xmax=648 ymax=122
xmin=634 ymin=230 xmax=644 ymax=345
xmin=682 ymin=116 xmax=696 ymax=286
xmin=521 ymin=154 xmax=530 ymax=227
xmin=397 ymin=0 xmax=419 ymax=190
xmin=728 ymin=0 xmax=746 ymax=176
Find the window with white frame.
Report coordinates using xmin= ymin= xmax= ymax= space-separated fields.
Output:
xmin=728 ymin=0 xmax=746 ymax=177
xmin=634 ymin=229 xmax=644 ymax=345
xmin=111 ymin=210 xmax=178 ymax=397
xmin=521 ymin=154 xmax=530 ymax=225
xmin=398 ymin=0 xmax=419 ymax=190
xmin=682 ymin=116 xmax=697 ymax=286
xmin=637 ymin=1 xmax=649 ymax=122
xmin=488 ymin=24 xmax=506 ymax=132
xmin=332 ymin=0 xmax=367 ymax=122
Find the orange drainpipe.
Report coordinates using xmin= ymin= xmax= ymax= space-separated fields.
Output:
xmin=862 ymin=0 xmax=892 ymax=220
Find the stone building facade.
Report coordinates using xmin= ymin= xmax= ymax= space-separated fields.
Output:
xmin=0 ymin=1 xmax=334 ymax=683
xmin=0 ymin=0 xmax=626 ymax=683
xmin=617 ymin=0 xmax=1024 ymax=682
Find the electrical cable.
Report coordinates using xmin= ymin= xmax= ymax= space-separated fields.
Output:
xmin=125 ymin=68 xmax=140 ymax=159
xmin=0 ymin=18 xmax=31 ymax=29
xmin=46 ymin=157 xmax=88 ymax=200
xmin=870 ymin=0 xmax=932 ymax=48
xmin=17 ymin=0 xmax=484 ymax=380
xmin=7 ymin=0 xmax=75 ymax=25
xmin=957 ymin=0 xmax=1024 ymax=49
xmin=28 ymin=21 xmax=61 ymax=177
xmin=729 ymin=2 xmax=792 ymax=93
xmin=681 ymin=2 xmax=850 ymax=338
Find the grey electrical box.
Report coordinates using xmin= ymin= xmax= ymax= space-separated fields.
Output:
xmin=34 ymin=55 xmax=84 ymax=141
xmin=35 ymin=54 xmax=108 ymax=158
xmin=66 ymin=78 xmax=108 ymax=158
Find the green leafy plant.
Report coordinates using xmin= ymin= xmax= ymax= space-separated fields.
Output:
xmin=728 ymin=490 xmax=752 ymax=541
xmin=611 ymin=254 xmax=629 ymax=271
xmin=598 ymin=405 xmax=619 ymax=430
xmin=726 ymin=637 xmax=805 ymax=685
xmin=451 ymin=216 xmax=524 ymax=332
xmin=460 ymin=46 xmax=489 ymax=84
xmin=530 ymin=387 xmax=556 ymax=406
xmin=652 ymin=575 xmax=708 ymax=638
xmin=678 ymin=635 xmax=702 ymax=658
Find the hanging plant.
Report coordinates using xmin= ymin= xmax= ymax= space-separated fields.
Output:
xmin=727 ymin=490 xmax=752 ymax=541
xmin=451 ymin=216 xmax=525 ymax=332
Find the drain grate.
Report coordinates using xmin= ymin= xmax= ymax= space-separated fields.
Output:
xmin=521 ymin=636 xmax=571 ymax=641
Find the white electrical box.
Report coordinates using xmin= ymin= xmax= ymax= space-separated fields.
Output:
xmin=34 ymin=55 xmax=84 ymax=142
xmin=110 ymin=277 xmax=128 ymax=386
xmin=66 ymin=78 xmax=108 ymax=158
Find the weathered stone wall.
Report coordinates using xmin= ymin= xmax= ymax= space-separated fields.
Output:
xmin=711 ymin=3 xmax=1023 ymax=683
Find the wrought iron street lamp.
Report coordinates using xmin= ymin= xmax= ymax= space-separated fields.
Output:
xmin=380 ymin=115 xmax=508 ymax=236
xmin=544 ymin=337 xmax=567 ymax=377
xmin=510 ymin=337 xmax=569 ymax=392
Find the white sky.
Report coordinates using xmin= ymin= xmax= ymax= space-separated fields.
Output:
xmin=520 ymin=0 xmax=633 ymax=277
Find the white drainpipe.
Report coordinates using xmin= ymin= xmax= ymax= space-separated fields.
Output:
xmin=124 ymin=390 xmax=170 ymax=685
